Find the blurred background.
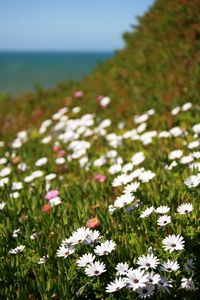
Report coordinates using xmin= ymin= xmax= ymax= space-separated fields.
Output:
xmin=0 ymin=0 xmax=154 ymax=95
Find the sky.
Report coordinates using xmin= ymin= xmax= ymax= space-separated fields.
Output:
xmin=0 ymin=0 xmax=154 ymax=51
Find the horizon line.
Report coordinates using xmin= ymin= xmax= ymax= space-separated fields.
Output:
xmin=0 ymin=49 xmax=116 ymax=53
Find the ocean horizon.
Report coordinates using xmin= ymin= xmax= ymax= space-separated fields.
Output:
xmin=0 ymin=51 xmax=113 ymax=95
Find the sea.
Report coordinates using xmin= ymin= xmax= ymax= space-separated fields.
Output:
xmin=0 ymin=51 xmax=113 ymax=95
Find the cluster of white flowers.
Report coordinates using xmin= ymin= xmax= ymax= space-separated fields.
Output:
xmin=0 ymin=100 xmax=198 ymax=297
xmin=104 ymin=248 xmax=194 ymax=296
xmin=56 ymin=227 xmax=117 ymax=278
xmin=109 ymin=151 xmax=156 ymax=214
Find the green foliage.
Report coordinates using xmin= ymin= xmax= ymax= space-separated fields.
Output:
xmin=0 ymin=0 xmax=200 ymax=299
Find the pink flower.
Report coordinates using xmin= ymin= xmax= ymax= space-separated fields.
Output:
xmin=86 ymin=217 xmax=100 ymax=229
xmin=45 ymin=190 xmax=59 ymax=200
xmin=73 ymin=91 xmax=83 ymax=98
xmin=41 ymin=204 xmax=52 ymax=214
xmin=52 ymin=145 xmax=60 ymax=152
xmin=57 ymin=150 xmax=66 ymax=157
xmin=94 ymin=174 xmax=107 ymax=183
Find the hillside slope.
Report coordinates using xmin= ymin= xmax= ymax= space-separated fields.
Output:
xmin=0 ymin=0 xmax=200 ymax=136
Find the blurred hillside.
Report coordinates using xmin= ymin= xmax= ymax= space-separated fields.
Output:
xmin=0 ymin=0 xmax=200 ymax=136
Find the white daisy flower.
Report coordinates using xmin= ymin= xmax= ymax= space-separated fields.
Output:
xmin=45 ymin=173 xmax=56 ymax=181
xmin=108 ymin=204 xmax=116 ymax=214
xmin=35 ymin=157 xmax=48 ymax=167
xmin=137 ymin=284 xmax=155 ymax=298
xmin=38 ymin=255 xmax=49 ymax=264
xmin=171 ymin=106 xmax=181 ymax=116
xmin=180 ymin=155 xmax=194 ymax=164
xmin=30 ymin=232 xmax=39 ymax=240
xmin=147 ymin=109 xmax=155 ymax=116
xmin=192 ymin=123 xmax=200 ymax=134
xmin=18 ymin=162 xmax=27 ymax=171
xmin=11 ymin=192 xmax=20 ymax=199
xmin=112 ymin=173 xmax=131 ymax=187
xmin=105 ymin=277 xmax=126 ymax=293
xmin=184 ymin=174 xmax=200 ymax=188
xmin=162 ymin=234 xmax=185 ymax=252
xmin=0 ymin=177 xmax=9 ymax=187
xmin=125 ymin=269 xmax=148 ymax=291
xmin=191 ymin=151 xmax=200 ymax=159
xmin=169 ymin=126 xmax=184 ymax=137
xmin=140 ymin=206 xmax=154 ymax=218
xmin=130 ymin=168 xmax=145 ymax=179
xmin=40 ymin=119 xmax=52 ymax=129
xmin=9 ymin=245 xmax=25 ymax=254
xmin=85 ymin=261 xmax=106 ymax=277
xmin=137 ymin=253 xmax=159 ymax=270
xmin=188 ymin=140 xmax=200 ymax=149
xmin=146 ymin=271 xmax=161 ymax=285
xmin=118 ymin=121 xmax=125 ymax=129
xmin=77 ymin=253 xmax=95 ymax=267
xmin=93 ymin=156 xmax=107 ymax=167
xmin=109 ymin=164 xmax=122 ymax=175
xmin=0 ymin=157 xmax=7 ymax=165
xmin=12 ymin=182 xmax=23 ymax=190
xmin=131 ymin=152 xmax=145 ymax=166
xmin=116 ymin=262 xmax=129 ymax=276
xmin=55 ymin=157 xmax=65 ymax=165
xmin=49 ymin=196 xmax=62 ymax=206
xmin=168 ymin=150 xmax=183 ymax=160
xmin=100 ymin=96 xmax=111 ymax=107
xmin=0 ymin=141 xmax=5 ymax=147
xmin=157 ymin=215 xmax=171 ymax=227
xmin=17 ymin=130 xmax=28 ymax=140
xmin=158 ymin=131 xmax=171 ymax=138
xmin=155 ymin=206 xmax=170 ymax=214
xmin=134 ymin=114 xmax=149 ymax=124
xmin=185 ymin=258 xmax=195 ymax=271
xmin=94 ymin=240 xmax=116 ymax=256
xmin=41 ymin=136 xmax=52 ymax=144
xmin=137 ymin=122 xmax=147 ymax=133
xmin=106 ymin=150 xmax=118 ymax=158
xmin=56 ymin=244 xmax=75 ymax=258
xmin=69 ymin=227 xmax=90 ymax=245
xmin=177 ymin=203 xmax=193 ymax=214
xmin=157 ymin=276 xmax=173 ymax=294
xmin=12 ymin=229 xmax=20 ymax=238
xmin=161 ymin=260 xmax=179 ymax=272
xmin=72 ymin=106 xmax=81 ymax=113
xmin=98 ymin=118 xmax=111 ymax=129
xmin=139 ymin=170 xmax=156 ymax=183
xmin=32 ymin=170 xmax=44 ymax=178
xmin=182 ymin=102 xmax=192 ymax=111
xmin=114 ymin=193 xmax=135 ymax=208
xmin=165 ymin=160 xmax=178 ymax=170
xmin=140 ymin=131 xmax=157 ymax=145
xmin=24 ymin=175 xmax=34 ymax=183
xmin=123 ymin=182 xmax=140 ymax=194
xmin=12 ymin=139 xmax=22 ymax=148
xmin=0 ymin=202 xmax=6 ymax=210
xmin=181 ymin=277 xmax=195 ymax=291
xmin=84 ymin=229 xmax=101 ymax=244
xmin=112 ymin=174 xmax=124 ymax=187
xmin=121 ymin=162 xmax=134 ymax=173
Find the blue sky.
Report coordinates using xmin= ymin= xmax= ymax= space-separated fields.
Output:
xmin=0 ymin=0 xmax=154 ymax=51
